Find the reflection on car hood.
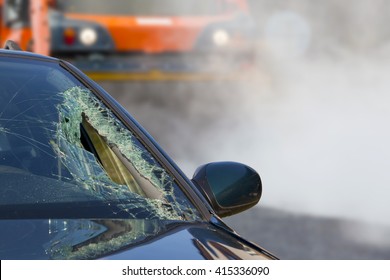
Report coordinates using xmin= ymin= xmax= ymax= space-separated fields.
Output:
xmin=0 ymin=219 xmax=274 ymax=260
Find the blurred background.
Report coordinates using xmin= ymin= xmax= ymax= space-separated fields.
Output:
xmin=1 ymin=0 xmax=390 ymax=259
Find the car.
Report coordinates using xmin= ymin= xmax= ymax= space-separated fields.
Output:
xmin=0 ymin=42 xmax=277 ymax=260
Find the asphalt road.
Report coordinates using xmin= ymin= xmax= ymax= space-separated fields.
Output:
xmin=224 ymin=206 xmax=390 ymax=260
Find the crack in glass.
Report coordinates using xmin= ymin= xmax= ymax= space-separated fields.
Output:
xmin=52 ymin=86 xmax=198 ymax=221
xmin=0 ymin=59 xmax=200 ymax=258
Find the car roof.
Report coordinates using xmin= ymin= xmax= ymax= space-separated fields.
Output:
xmin=0 ymin=49 xmax=59 ymax=63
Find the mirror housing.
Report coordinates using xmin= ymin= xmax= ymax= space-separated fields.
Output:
xmin=192 ymin=161 xmax=262 ymax=218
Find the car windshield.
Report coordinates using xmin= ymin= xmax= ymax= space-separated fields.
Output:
xmin=0 ymin=56 xmax=200 ymax=222
xmin=56 ymin=0 xmax=229 ymax=16
xmin=0 ymin=56 xmax=203 ymax=259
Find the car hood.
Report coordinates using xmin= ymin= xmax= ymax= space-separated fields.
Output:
xmin=0 ymin=219 xmax=275 ymax=260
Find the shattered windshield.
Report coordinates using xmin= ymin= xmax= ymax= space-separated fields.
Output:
xmin=0 ymin=57 xmax=200 ymax=223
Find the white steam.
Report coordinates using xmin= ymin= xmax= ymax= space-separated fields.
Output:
xmin=104 ymin=0 xmax=390 ymax=232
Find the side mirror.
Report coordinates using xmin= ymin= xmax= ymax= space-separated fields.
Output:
xmin=192 ymin=162 xmax=262 ymax=218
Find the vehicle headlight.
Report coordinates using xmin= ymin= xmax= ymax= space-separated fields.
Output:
xmin=212 ymin=29 xmax=230 ymax=47
xmin=79 ymin=28 xmax=98 ymax=46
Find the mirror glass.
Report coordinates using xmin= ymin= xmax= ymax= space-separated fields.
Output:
xmin=205 ymin=162 xmax=261 ymax=208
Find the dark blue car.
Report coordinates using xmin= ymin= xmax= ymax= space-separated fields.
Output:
xmin=0 ymin=42 xmax=276 ymax=260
